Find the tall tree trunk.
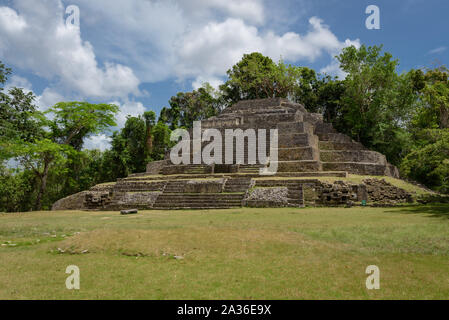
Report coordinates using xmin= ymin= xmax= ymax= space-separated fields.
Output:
xmin=35 ymin=157 xmax=50 ymax=211
xmin=146 ymin=126 xmax=153 ymax=155
xmin=440 ymin=106 xmax=448 ymax=129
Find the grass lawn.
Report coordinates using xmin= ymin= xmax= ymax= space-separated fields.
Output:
xmin=1 ymin=205 xmax=449 ymax=299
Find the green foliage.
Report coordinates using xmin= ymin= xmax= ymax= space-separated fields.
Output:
xmin=401 ymin=129 xmax=449 ymax=193
xmin=47 ymin=101 xmax=118 ymax=148
xmin=334 ymin=45 xmax=418 ymax=165
xmin=220 ymin=53 xmax=305 ymax=106
xmin=150 ymin=122 xmax=172 ymax=161
xmin=412 ymin=67 xmax=449 ymax=130
xmin=220 ymin=52 xmax=276 ymax=103
xmin=0 ymin=164 xmax=33 ymax=212
xmin=121 ymin=115 xmax=147 ymax=172
xmin=292 ymin=69 xmax=346 ymax=116
xmin=0 ymin=64 xmax=43 ymax=160
xmin=167 ymin=85 xmax=221 ymax=129
xmin=99 ymin=111 xmax=173 ymax=180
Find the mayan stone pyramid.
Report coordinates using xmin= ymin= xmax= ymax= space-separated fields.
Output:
xmin=160 ymin=97 xmax=399 ymax=177
xmin=53 ymin=98 xmax=412 ymax=211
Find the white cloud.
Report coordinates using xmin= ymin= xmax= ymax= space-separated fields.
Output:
xmin=0 ymin=0 xmax=141 ymax=100
xmin=177 ymin=17 xmax=359 ymax=83
xmin=5 ymin=75 xmax=32 ymax=93
xmin=110 ymin=99 xmax=146 ymax=129
xmin=192 ymin=76 xmax=224 ymax=91
xmin=66 ymin=0 xmax=357 ymax=87
xmin=428 ymin=46 xmax=447 ymax=55
xmin=177 ymin=0 xmax=265 ymax=25
xmin=83 ymin=133 xmax=112 ymax=151
xmin=0 ymin=6 xmax=26 ymax=33
xmin=36 ymin=88 xmax=65 ymax=111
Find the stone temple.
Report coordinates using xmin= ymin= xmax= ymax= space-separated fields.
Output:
xmin=53 ymin=98 xmax=414 ymax=211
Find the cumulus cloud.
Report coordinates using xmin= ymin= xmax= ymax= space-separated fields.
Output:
xmin=68 ymin=0 xmax=358 ymax=86
xmin=0 ymin=0 xmax=141 ymax=99
xmin=177 ymin=0 xmax=265 ymax=25
xmin=192 ymin=76 xmax=224 ymax=91
xmin=36 ymin=88 xmax=66 ymax=111
xmin=5 ymin=75 xmax=32 ymax=93
xmin=83 ymin=133 xmax=112 ymax=151
xmin=178 ymin=17 xmax=359 ymax=83
xmin=0 ymin=6 xmax=26 ymax=33
xmin=0 ymin=0 xmax=360 ymax=150
xmin=109 ymin=99 xmax=146 ymax=128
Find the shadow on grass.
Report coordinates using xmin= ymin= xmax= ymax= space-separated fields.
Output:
xmin=388 ymin=204 xmax=449 ymax=219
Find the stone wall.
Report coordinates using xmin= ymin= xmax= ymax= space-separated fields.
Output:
xmin=146 ymin=160 xmax=170 ymax=174
xmin=243 ymin=187 xmax=289 ymax=207
xmin=363 ymin=179 xmax=413 ymax=203
xmin=52 ymin=191 xmax=91 ymax=210
xmin=111 ymin=191 xmax=161 ymax=208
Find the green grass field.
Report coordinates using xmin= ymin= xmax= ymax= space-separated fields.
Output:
xmin=1 ymin=205 xmax=449 ymax=299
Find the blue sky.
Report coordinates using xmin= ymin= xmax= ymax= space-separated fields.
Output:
xmin=0 ymin=0 xmax=447 ymax=150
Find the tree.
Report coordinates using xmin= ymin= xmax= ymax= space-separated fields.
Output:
xmin=0 ymin=62 xmax=44 ymax=161
xmin=220 ymin=53 xmax=305 ymax=106
xmin=168 ymin=85 xmax=221 ymax=129
xmin=13 ymin=101 xmax=119 ymax=210
xmin=144 ymin=111 xmax=156 ymax=156
xmin=416 ymin=67 xmax=449 ymax=129
xmin=220 ymin=52 xmax=276 ymax=104
xmin=291 ymin=68 xmax=346 ymax=116
xmin=150 ymin=121 xmax=172 ymax=161
xmin=335 ymin=45 xmax=417 ymax=165
xmin=0 ymin=164 xmax=33 ymax=212
xmin=401 ymin=129 xmax=449 ymax=193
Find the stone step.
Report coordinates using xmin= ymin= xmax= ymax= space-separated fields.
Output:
xmin=277 ymin=147 xmax=319 ymax=161
xmin=154 ymin=202 xmax=242 ymax=207
xmin=322 ymin=162 xmax=389 ymax=176
xmin=113 ymin=185 xmax=165 ymax=192
xmin=278 ymin=133 xmax=319 ymax=148
xmin=242 ymin=113 xmax=296 ymax=126
xmin=274 ymin=160 xmax=322 ymax=172
xmin=161 ymin=165 xmax=213 ymax=175
xmin=320 ymin=150 xmax=387 ymax=164
xmin=319 ymin=141 xmax=366 ymax=151
xmin=316 ymin=132 xmax=353 ymax=143
xmin=238 ymin=165 xmax=264 ymax=174
xmin=277 ymin=122 xmax=314 ymax=135
xmin=154 ymin=201 xmax=242 ymax=205
xmin=153 ymin=191 xmax=244 ymax=209
xmin=156 ymin=195 xmax=244 ymax=200
xmin=314 ymin=122 xmax=337 ymax=134
xmin=223 ymin=178 xmax=252 ymax=193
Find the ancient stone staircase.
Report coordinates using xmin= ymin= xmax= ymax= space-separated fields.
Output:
xmin=286 ymin=182 xmax=305 ymax=207
xmin=152 ymin=193 xmax=244 ymax=209
xmin=150 ymin=177 xmax=249 ymax=209
xmin=198 ymin=98 xmax=399 ymax=177
xmin=223 ymin=177 xmax=252 ymax=192
xmin=237 ymin=164 xmax=264 ymax=174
